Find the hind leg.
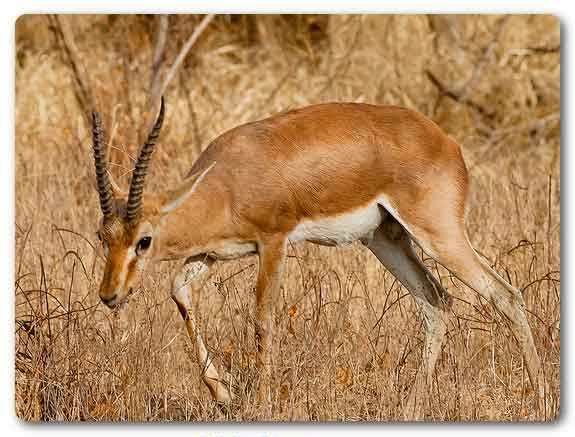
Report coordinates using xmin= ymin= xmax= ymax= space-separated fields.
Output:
xmin=409 ymin=224 xmax=545 ymax=417
xmin=367 ymin=216 xmax=451 ymax=420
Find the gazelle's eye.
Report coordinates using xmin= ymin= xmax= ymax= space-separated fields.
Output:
xmin=96 ymin=232 xmax=102 ymax=242
xmin=136 ymin=236 xmax=152 ymax=254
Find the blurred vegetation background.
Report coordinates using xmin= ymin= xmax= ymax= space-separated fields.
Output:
xmin=15 ymin=15 xmax=560 ymax=421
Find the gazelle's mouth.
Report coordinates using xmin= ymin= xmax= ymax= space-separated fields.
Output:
xmin=112 ymin=287 xmax=141 ymax=309
xmin=101 ymin=287 xmax=134 ymax=310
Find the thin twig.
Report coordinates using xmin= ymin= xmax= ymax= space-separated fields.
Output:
xmin=47 ymin=15 xmax=94 ymax=126
xmin=426 ymin=69 xmax=493 ymax=120
xmin=153 ymin=14 xmax=214 ymax=107
xmin=149 ymin=15 xmax=169 ymax=111
xmin=457 ymin=16 xmax=510 ymax=101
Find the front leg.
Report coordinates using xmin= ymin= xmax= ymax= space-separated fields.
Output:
xmin=255 ymin=236 xmax=287 ymax=405
xmin=171 ymin=255 xmax=233 ymax=404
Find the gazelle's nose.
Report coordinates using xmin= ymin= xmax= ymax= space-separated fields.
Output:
xmin=101 ymin=294 xmax=118 ymax=307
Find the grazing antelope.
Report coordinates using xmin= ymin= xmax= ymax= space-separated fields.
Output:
xmin=91 ymin=98 xmax=544 ymax=418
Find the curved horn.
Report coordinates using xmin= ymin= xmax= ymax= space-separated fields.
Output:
xmin=92 ymin=111 xmax=115 ymax=220
xmin=126 ymin=96 xmax=165 ymax=222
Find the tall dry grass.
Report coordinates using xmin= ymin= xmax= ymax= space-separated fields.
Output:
xmin=15 ymin=14 xmax=560 ymax=421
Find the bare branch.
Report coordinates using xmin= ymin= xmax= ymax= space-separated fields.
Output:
xmin=149 ymin=15 xmax=169 ymax=109
xmin=47 ymin=15 xmax=95 ymax=127
xmin=525 ymin=45 xmax=560 ymax=54
xmin=425 ymin=69 xmax=494 ymax=120
xmin=457 ymin=16 xmax=510 ymax=101
xmin=151 ymin=14 xmax=214 ymax=110
xmin=178 ymin=69 xmax=203 ymax=155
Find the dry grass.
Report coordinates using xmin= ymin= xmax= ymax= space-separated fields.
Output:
xmin=15 ymin=14 xmax=560 ymax=421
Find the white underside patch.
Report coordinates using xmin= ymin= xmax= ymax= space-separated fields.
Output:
xmin=210 ymin=195 xmax=422 ymax=258
xmin=289 ymin=196 xmax=395 ymax=246
xmin=208 ymin=241 xmax=258 ymax=260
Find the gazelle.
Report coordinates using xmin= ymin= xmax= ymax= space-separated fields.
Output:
xmin=91 ymin=98 xmax=544 ymax=418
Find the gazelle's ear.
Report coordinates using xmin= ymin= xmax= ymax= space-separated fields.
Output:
xmin=160 ymin=162 xmax=216 ymax=215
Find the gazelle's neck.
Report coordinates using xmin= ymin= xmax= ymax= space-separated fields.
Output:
xmin=154 ymin=183 xmax=231 ymax=261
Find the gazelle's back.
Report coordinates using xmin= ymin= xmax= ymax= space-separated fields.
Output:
xmin=190 ymin=102 xmax=469 ymax=237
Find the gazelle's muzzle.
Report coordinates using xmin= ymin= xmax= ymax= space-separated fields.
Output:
xmin=99 ymin=253 xmax=132 ymax=308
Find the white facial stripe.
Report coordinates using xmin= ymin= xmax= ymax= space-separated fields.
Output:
xmin=109 ymin=246 xmax=138 ymax=297
xmin=123 ymin=247 xmax=138 ymax=279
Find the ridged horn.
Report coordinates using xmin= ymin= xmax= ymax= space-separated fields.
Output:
xmin=92 ymin=111 xmax=115 ymax=220
xmin=126 ymin=96 xmax=165 ymax=222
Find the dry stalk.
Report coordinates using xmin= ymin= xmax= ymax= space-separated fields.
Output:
xmin=47 ymin=15 xmax=95 ymax=127
xmin=149 ymin=15 xmax=214 ymax=116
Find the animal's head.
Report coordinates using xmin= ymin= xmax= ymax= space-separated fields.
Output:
xmin=91 ymin=98 xmax=211 ymax=308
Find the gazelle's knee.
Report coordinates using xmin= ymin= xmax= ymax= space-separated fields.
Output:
xmin=171 ymin=257 xmax=214 ymax=301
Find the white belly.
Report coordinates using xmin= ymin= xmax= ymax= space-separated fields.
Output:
xmin=289 ymin=200 xmax=386 ymax=246
xmin=208 ymin=241 xmax=257 ymax=260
